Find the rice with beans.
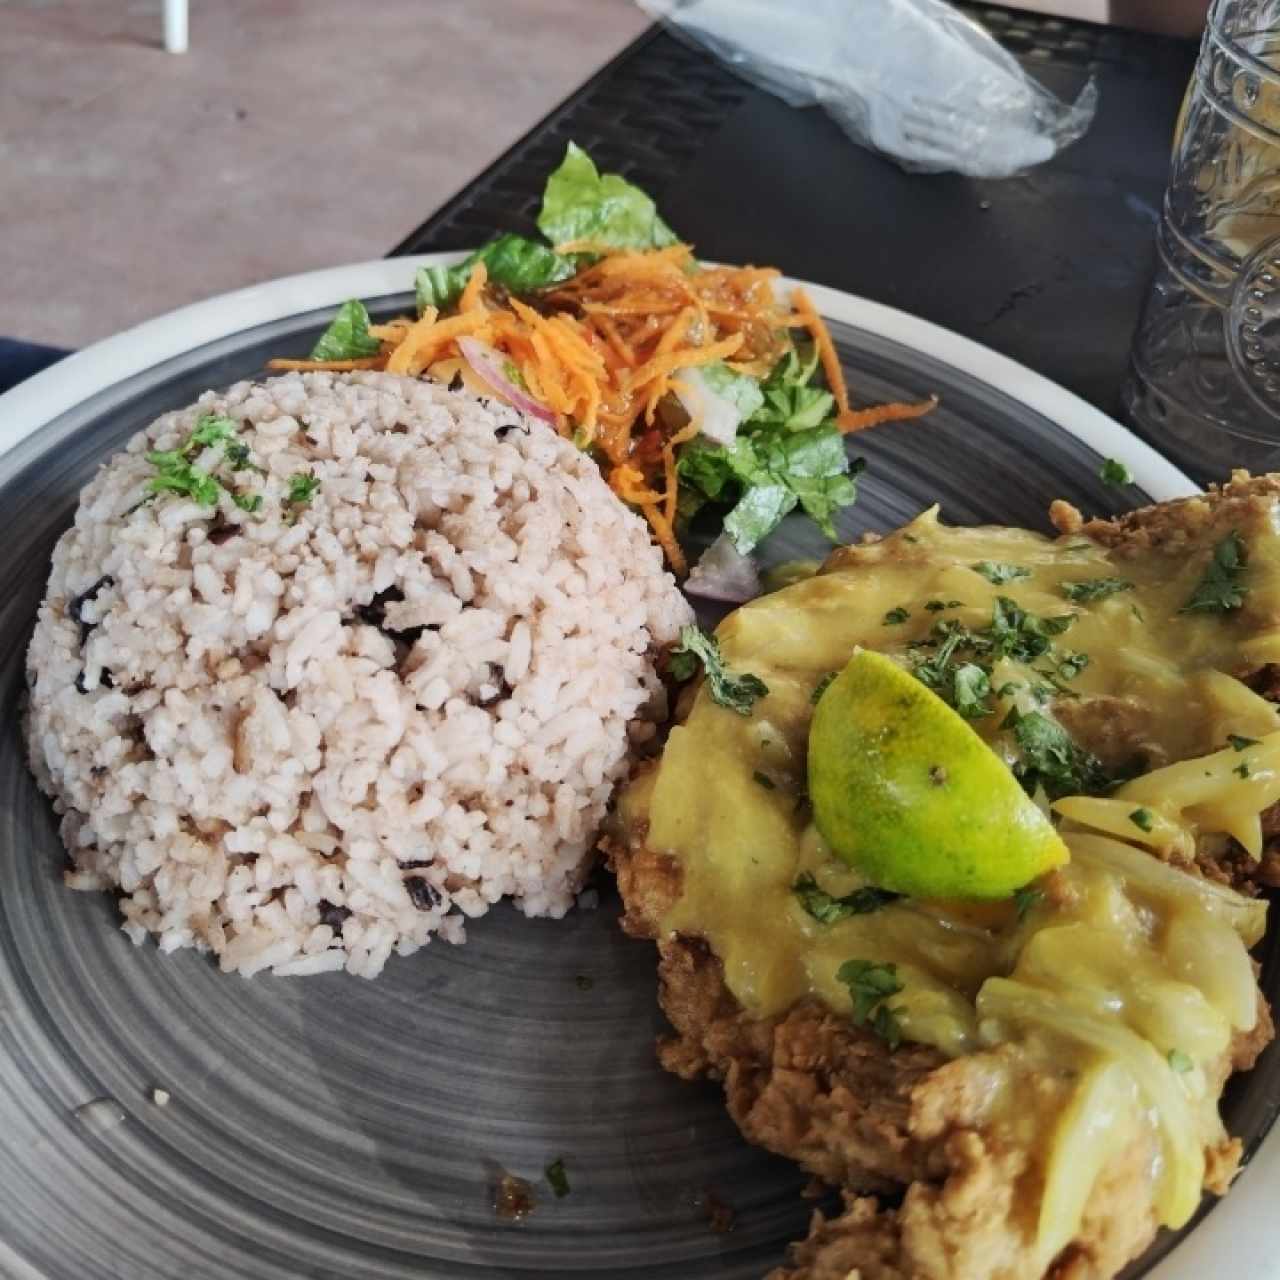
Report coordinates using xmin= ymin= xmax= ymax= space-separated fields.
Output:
xmin=25 ymin=371 xmax=691 ymax=978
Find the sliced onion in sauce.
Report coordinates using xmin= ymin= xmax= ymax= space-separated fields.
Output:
xmin=685 ymin=534 xmax=761 ymax=603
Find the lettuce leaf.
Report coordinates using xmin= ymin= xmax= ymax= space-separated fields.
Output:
xmin=699 ymin=361 xmax=765 ymax=422
xmin=724 ymin=483 xmax=797 ymax=552
xmin=753 ymin=345 xmax=835 ymax=431
xmin=685 ymin=422 xmax=863 ymax=553
xmin=415 ymin=234 xmax=576 ymax=314
xmin=309 ymin=299 xmax=383 ymax=361
xmin=414 ymin=263 xmax=470 ymax=314
xmin=677 ymin=436 xmax=736 ymax=501
xmin=676 ymin=349 xmax=862 ymax=553
xmin=537 ymin=142 xmax=677 ymax=252
xmin=669 ymin=362 xmax=764 ymax=447
xmin=789 ymin=466 xmax=861 ymax=540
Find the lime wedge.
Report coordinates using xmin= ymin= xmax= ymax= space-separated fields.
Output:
xmin=808 ymin=649 xmax=1069 ymax=899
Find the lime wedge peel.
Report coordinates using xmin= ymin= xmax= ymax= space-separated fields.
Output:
xmin=808 ymin=649 xmax=1070 ymax=900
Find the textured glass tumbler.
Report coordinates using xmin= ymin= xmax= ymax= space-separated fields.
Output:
xmin=1125 ymin=0 xmax=1280 ymax=481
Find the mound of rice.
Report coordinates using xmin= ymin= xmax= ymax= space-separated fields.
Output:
xmin=25 ymin=371 xmax=691 ymax=978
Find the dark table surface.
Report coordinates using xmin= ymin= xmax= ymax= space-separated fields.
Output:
xmin=393 ymin=4 xmax=1196 ymax=427
xmin=4 ymin=5 xmax=1197 ymax=427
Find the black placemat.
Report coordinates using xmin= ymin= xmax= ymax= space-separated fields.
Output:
xmin=392 ymin=7 xmax=1196 ymax=420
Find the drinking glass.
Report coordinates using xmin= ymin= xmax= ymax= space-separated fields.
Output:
xmin=1125 ymin=0 xmax=1280 ymax=480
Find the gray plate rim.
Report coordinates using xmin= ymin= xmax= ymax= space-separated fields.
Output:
xmin=1 ymin=256 xmax=1269 ymax=1280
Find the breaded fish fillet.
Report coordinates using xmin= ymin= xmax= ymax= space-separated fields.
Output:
xmin=607 ymin=473 xmax=1280 ymax=1280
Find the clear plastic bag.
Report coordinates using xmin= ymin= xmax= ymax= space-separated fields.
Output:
xmin=636 ymin=0 xmax=1098 ymax=178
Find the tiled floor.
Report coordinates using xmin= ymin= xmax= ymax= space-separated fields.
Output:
xmin=0 ymin=0 xmax=649 ymax=347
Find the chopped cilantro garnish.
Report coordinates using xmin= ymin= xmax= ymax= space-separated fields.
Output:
xmin=793 ymin=873 xmax=897 ymax=924
xmin=188 ymin=414 xmax=238 ymax=451
xmin=883 ymin=606 xmax=910 ymax=625
xmin=1181 ymin=531 xmax=1248 ymax=615
xmin=914 ymin=635 xmax=959 ymax=696
xmin=908 ymin=597 xmax=1083 ymax=721
xmin=1054 ymin=651 xmax=1090 ymax=681
xmin=544 ymin=1157 xmax=570 ymax=1198
xmin=971 ymin=561 xmax=1030 ymax=585
xmin=924 ymin=599 xmax=964 ymax=612
xmin=951 ymin=663 xmax=991 ymax=719
xmin=1235 ymin=761 xmax=1252 ymax=778
xmin=1100 ymin=458 xmax=1132 ymax=487
xmin=144 ymin=413 xmax=255 ymax=508
xmin=225 ymin=441 xmax=263 ymax=473
xmin=752 ymin=770 xmax=776 ymax=790
xmin=670 ymin=625 xmax=768 ymax=716
xmin=286 ymin=472 xmax=321 ymax=506
xmin=1060 ymin=577 xmax=1133 ymax=603
xmin=1129 ymin=807 xmax=1154 ymax=832
xmin=1167 ymin=1048 xmax=1193 ymax=1073
xmin=146 ymin=457 xmax=221 ymax=506
xmin=231 ymin=492 xmax=263 ymax=513
xmin=836 ymin=959 xmax=904 ymax=1049
xmin=1005 ymin=707 xmax=1112 ymax=799
xmin=143 ymin=447 xmax=186 ymax=471
xmin=1228 ymin=734 xmax=1260 ymax=750
xmin=989 ymin=596 xmax=1075 ymax=659
xmin=1013 ymin=885 xmax=1044 ymax=921
xmin=811 ymin=671 xmax=838 ymax=705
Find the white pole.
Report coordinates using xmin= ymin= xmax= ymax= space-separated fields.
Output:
xmin=164 ymin=0 xmax=188 ymax=54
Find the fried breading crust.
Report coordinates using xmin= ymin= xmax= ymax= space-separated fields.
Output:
xmin=1048 ymin=471 xmax=1280 ymax=553
xmin=608 ymin=477 xmax=1279 ymax=1280
xmin=606 ymin=827 xmax=1273 ymax=1280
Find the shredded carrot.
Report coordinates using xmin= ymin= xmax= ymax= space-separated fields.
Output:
xmin=661 ymin=444 xmax=678 ymax=526
xmin=628 ymin=332 xmax=743 ymax=390
xmin=660 ymin=418 xmax=701 ymax=527
xmin=641 ymin=502 xmax=686 ymax=576
xmin=368 ymin=322 xmax=413 ymax=341
xmin=590 ymin=314 xmax=636 ymax=367
xmin=666 ymin=419 xmax=701 ymax=451
xmin=383 ymin=307 xmax=438 ymax=375
xmin=792 ymin=287 xmax=849 ymax=416
xmin=458 ymin=261 xmax=488 ymax=313
xmin=265 ymin=357 xmax=385 ymax=372
xmin=580 ymin=297 xmax=688 ymax=317
xmin=838 ymin=396 xmax=939 ymax=434
xmin=276 ymin=240 xmax=935 ymax=574
xmin=385 ymin=309 xmax=489 ymax=376
xmin=609 ymin=462 xmax=665 ymax=505
xmin=638 ymin=306 xmax=695 ymax=424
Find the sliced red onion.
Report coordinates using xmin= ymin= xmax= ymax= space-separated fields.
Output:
xmin=673 ymin=366 xmax=743 ymax=446
xmin=685 ymin=534 xmax=761 ymax=603
xmin=457 ymin=336 xmax=556 ymax=425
